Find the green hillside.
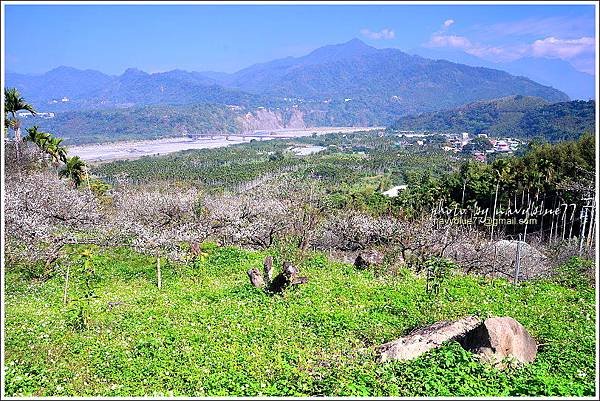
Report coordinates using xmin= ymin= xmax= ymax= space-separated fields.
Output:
xmin=390 ymin=96 xmax=595 ymax=142
xmin=4 ymin=245 xmax=595 ymax=397
xmin=22 ymin=104 xmax=243 ymax=144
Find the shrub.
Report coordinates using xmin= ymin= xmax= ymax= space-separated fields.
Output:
xmin=551 ymin=256 xmax=595 ymax=289
xmin=424 ymin=257 xmax=457 ymax=297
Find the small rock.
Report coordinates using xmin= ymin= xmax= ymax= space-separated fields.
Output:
xmin=107 ymin=301 xmax=124 ymax=309
xmin=459 ymin=316 xmax=537 ymax=365
xmin=354 ymin=250 xmax=385 ymax=270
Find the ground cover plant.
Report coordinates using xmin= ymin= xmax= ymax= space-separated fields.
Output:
xmin=4 ymin=245 xmax=595 ymax=397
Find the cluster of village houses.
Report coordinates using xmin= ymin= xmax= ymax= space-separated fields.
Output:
xmin=384 ymin=131 xmax=524 ymax=196
xmin=445 ymin=132 xmax=521 ymax=162
xmin=399 ymin=131 xmax=522 ymax=162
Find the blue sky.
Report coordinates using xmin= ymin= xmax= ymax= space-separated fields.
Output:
xmin=4 ymin=3 xmax=596 ymax=75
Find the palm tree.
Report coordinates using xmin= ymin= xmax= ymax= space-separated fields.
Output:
xmin=4 ymin=88 xmax=36 ymax=159
xmin=59 ymin=156 xmax=87 ymax=188
xmin=24 ymin=125 xmax=52 ymax=155
xmin=46 ymin=137 xmax=68 ymax=164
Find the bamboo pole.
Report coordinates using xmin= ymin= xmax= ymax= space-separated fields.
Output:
xmin=586 ymin=199 xmax=596 ymax=251
xmin=568 ymin=203 xmax=576 ymax=240
xmin=561 ymin=203 xmax=567 ymax=241
xmin=63 ymin=264 xmax=70 ymax=305
xmin=523 ymin=197 xmax=531 ymax=243
xmin=490 ymin=178 xmax=500 ymax=240
xmin=514 ymin=234 xmax=522 ymax=284
xmin=578 ymin=207 xmax=588 ymax=255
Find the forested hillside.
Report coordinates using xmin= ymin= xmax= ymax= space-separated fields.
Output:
xmin=22 ymin=96 xmax=594 ymax=145
xmin=391 ymin=96 xmax=595 ymax=141
xmin=21 ymin=101 xmax=388 ymax=144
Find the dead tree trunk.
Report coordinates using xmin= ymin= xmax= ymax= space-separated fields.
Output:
xmin=247 ymin=257 xmax=308 ymax=293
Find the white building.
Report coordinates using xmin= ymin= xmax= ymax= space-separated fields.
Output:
xmin=494 ymin=140 xmax=511 ymax=152
xmin=382 ymin=185 xmax=408 ymax=197
xmin=16 ymin=111 xmax=55 ymax=119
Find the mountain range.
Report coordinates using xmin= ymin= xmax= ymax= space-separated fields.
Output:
xmin=6 ymin=38 xmax=571 ymax=126
xmin=411 ymin=47 xmax=595 ymax=101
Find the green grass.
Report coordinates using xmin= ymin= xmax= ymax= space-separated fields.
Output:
xmin=4 ymin=246 xmax=596 ymax=397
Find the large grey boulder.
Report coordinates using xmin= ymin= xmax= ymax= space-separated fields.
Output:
xmin=377 ymin=316 xmax=481 ymax=362
xmin=445 ymin=239 xmax=548 ymax=279
xmin=492 ymin=240 xmax=548 ymax=280
xmin=459 ymin=316 xmax=537 ymax=365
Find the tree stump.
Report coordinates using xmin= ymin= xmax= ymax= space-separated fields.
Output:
xmin=269 ymin=261 xmax=308 ymax=293
xmin=283 ymin=261 xmax=299 ymax=279
xmin=291 ymin=277 xmax=309 ymax=285
xmin=355 ymin=250 xmax=385 ymax=270
xmin=264 ymin=256 xmax=274 ymax=282
xmin=247 ymin=268 xmax=265 ymax=288
xmin=190 ymin=241 xmax=201 ymax=257
xmin=246 ymin=257 xmax=309 ymax=293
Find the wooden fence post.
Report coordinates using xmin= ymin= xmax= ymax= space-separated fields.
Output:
xmin=156 ymin=253 xmax=162 ymax=289
xmin=63 ymin=264 xmax=70 ymax=305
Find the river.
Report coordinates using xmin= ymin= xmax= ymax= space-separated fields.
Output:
xmin=68 ymin=127 xmax=382 ymax=162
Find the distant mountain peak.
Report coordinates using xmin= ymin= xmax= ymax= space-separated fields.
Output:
xmin=122 ymin=67 xmax=148 ymax=77
xmin=319 ymin=37 xmax=374 ymax=52
xmin=46 ymin=66 xmax=112 ymax=76
xmin=301 ymin=37 xmax=378 ymax=64
xmin=49 ymin=65 xmax=79 ymax=73
xmin=342 ymin=37 xmax=371 ymax=48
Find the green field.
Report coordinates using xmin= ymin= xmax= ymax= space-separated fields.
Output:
xmin=4 ymin=245 xmax=596 ymax=397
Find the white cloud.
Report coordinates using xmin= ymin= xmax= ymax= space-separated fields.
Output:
xmin=482 ymin=17 xmax=594 ymax=39
xmin=428 ymin=35 xmax=472 ymax=49
xmin=466 ymin=44 xmax=530 ymax=62
xmin=531 ymin=36 xmax=595 ymax=59
xmin=426 ymin=30 xmax=596 ymax=71
xmin=360 ymin=28 xmax=395 ymax=40
xmin=427 ymin=35 xmax=521 ymax=62
xmin=569 ymin=57 xmax=596 ymax=75
xmin=423 ymin=16 xmax=596 ymax=75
